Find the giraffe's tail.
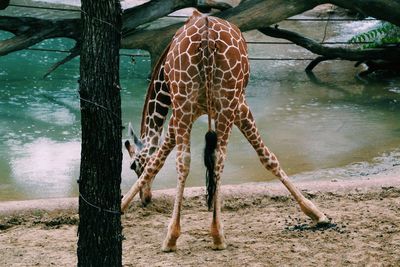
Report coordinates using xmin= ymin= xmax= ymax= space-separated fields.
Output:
xmin=202 ymin=15 xmax=217 ymax=210
xmin=204 ymin=130 xmax=217 ymax=210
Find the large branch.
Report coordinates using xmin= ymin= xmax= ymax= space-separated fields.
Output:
xmin=2 ymin=0 xmax=400 ymax=55
xmin=0 ymin=17 xmax=79 ymax=56
xmin=0 ymin=0 xmax=201 ymax=56
xmin=219 ymin=0 xmax=316 ymax=32
xmin=324 ymin=0 xmax=400 ymax=26
xmin=122 ymin=0 xmax=197 ymax=33
xmin=122 ymin=0 xmax=400 ymax=64
xmin=0 ymin=0 xmax=230 ymax=73
xmin=0 ymin=0 xmax=9 ymax=10
xmin=258 ymin=26 xmax=400 ymax=71
xmin=121 ymin=0 xmax=317 ymax=65
xmin=1 ymin=0 xmax=400 ymax=73
xmin=0 ymin=0 xmax=228 ymax=75
xmin=122 ymin=0 xmax=231 ymax=35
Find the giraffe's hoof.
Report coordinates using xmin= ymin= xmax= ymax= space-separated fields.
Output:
xmin=141 ymin=197 xmax=152 ymax=207
xmin=212 ymin=242 xmax=227 ymax=250
xmin=316 ymin=215 xmax=330 ymax=226
xmin=140 ymin=190 xmax=152 ymax=207
xmin=161 ymin=235 xmax=178 ymax=253
xmin=211 ymin=232 xmax=227 ymax=250
xmin=161 ymin=243 xmax=177 ymax=253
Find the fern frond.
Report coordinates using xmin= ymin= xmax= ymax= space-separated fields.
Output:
xmin=348 ymin=21 xmax=400 ymax=49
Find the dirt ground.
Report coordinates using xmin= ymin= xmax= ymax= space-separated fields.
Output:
xmin=0 ymin=173 xmax=400 ymax=267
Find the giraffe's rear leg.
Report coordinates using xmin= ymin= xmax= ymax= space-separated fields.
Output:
xmin=210 ymin=157 xmax=227 ymax=250
xmin=235 ymin=100 xmax=329 ymax=225
xmin=208 ymin=113 xmax=237 ymax=250
xmin=161 ymin=122 xmax=193 ymax=252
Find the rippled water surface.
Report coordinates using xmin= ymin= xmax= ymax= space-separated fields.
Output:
xmin=1 ymin=5 xmax=399 ymax=200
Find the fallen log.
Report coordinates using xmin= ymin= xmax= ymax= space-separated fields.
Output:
xmin=1 ymin=0 xmax=399 ymax=74
xmin=258 ymin=26 xmax=400 ymax=71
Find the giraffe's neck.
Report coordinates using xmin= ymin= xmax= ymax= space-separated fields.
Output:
xmin=140 ymin=45 xmax=171 ymax=157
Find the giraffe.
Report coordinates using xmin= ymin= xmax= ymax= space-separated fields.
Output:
xmin=122 ymin=10 xmax=329 ymax=252
xmin=124 ymin=43 xmax=172 ymax=206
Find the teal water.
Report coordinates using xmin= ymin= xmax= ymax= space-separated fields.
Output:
xmin=1 ymin=12 xmax=400 ymax=200
xmin=0 ymin=31 xmax=152 ymax=200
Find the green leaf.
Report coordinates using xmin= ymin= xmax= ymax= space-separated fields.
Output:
xmin=348 ymin=21 xmax=400 ymax=50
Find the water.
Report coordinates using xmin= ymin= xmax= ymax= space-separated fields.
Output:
xmin=1 ymin=7 xmax=400 ymax=200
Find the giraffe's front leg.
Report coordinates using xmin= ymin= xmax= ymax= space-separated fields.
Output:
xmin=142 ymin=121 xmax=176 ymax=206
xmin=122 ymin=151 xmax=172 ymax=211
xmin=140 ymin=184 xmax=152 ymax=206
xmin=121 ymin=175 xmax=146 ymax=212
xmin=122 ymin=158 xmax=160 ymax=212
xmin=122 ymin=120 xmax=176 ymax=211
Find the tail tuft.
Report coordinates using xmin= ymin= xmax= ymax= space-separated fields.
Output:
xmin=204 ymin=130 xmax=217 ymax=210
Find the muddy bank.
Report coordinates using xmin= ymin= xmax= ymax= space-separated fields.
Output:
xmin=0 ymin=169 xmax=399 ymax=266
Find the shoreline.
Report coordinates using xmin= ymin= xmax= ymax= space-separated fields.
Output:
xmin=1 ymin=165 xmax=399 ymax=215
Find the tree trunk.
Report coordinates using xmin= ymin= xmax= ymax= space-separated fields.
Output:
xmin=77 ymin=0 xmax=122 ymax=266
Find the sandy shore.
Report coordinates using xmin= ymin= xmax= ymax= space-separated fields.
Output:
xmin=0 ymin=167 xmax=399 ymax=266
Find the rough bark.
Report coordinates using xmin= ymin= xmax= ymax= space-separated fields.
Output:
xmin=77 ymin=0 xmax=122 ymax=266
